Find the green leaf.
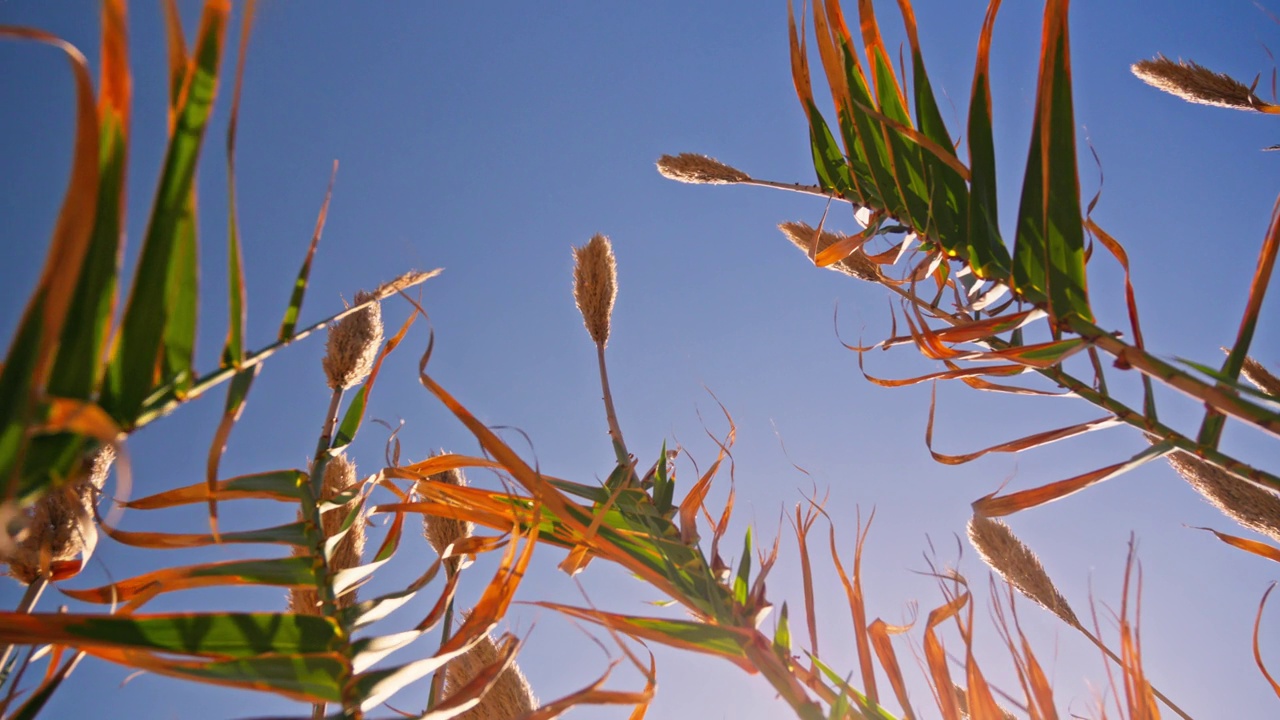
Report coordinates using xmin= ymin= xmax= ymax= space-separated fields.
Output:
xmin=332 ymin=383 xmax=367 ymax=450
xmin=836 ymin=38 xmax=903 ymax=215
xmin=733 ymin=527 xmax=752 ymax=606
xmin=0 ymin=612 xmax=341 ymax=658
xmin=964 ymin=0 xmax=1012 ymax=282
xmin=772 ymin=602 xmax=791 ymax=662
xmin=105 ymin=652 xmax=345 ymax=704
xmin=105 ymin=4 xmax=228 ymax=424
xmin=160 ymin=187 xmax=199 ymax=395
xmin=60 ymin=556 xmax=319 ymax=605
xmin=868 ymin=53 xmax=931 ymax=230
xmin=809 ymin=652 xmax=899 ymax=720
xmin=48 ymin=112 xmax=127 ymax=402
xmin=104 ymin=520 xmax=311 ymax=550
xmin=125 ymin=469 xmax=307 ymax=508
xmin=1011 ymin=0 xmax=1090 ymax=323
xmin=279 ymin=164 xmax=337 ymax=340
xmin=806 ymin=100 xmax=855 ymax=196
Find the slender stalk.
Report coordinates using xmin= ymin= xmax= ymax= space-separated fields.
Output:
xmin=426 ymin=600 xmax=455 ymax=711
xmin=596 ymin=343 xmax=629 ymax=468
xmin=0 ymin=578 xmax=47 ymax=685
xmin=1073 ymin=622 xmax=1193 ymax=720
xmin=136 ymin=271 xmax=435 ymax=428
xmin=307 ymin=387 xmax=344 ymax=720
xmin=1069 ymin=318 xmax=1280 ymax=441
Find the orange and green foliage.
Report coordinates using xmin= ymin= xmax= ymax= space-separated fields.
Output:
xmin=0 ymin=0 xmax=1277 ymax=719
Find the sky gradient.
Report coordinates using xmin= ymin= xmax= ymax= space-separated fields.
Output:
xmin=2 ymin=1 xmax=1279 ymax=718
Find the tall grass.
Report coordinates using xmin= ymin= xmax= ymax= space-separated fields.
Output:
xmin=0 ymin=1 xmax=1276 ymax=719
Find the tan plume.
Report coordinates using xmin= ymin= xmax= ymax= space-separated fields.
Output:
xmin=322 ymin=291 xmax=384 ymax=390
xmin=4 ymin=446 xmax=112 ymax=584
xmin=656 ymin=153 xmax=751 ymax=185
xmin=1241 ymin=355 xmax=1280 ymax=397
xmin=1132 ymin=55 xmax=1278 ymax=112
xmin=444 ymin=631 xmax=537 ymax=720
xmin=290 ymin=454 xmax=366 ymax=614
xmin=966 ymin=514 xmax=1079 ymax=627
xmin=418 ymin=454 xmax=474 ymax=574
xmin=572 ymin=234 xmax=618 ymax=347
xmin=1167 ymin=450 xmax=1280 ymax=543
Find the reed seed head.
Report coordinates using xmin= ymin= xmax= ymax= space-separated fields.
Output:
xmin=656 ymin=153 xmax=751 ymax=185
xmin=966 ymin=514 xmax=1079 ymax=627
xmin=444 ymin=632 xmax=537 ymax=720
xmin=778 ymin=221 xmax=882 ymax=282
xmin=1241 ymin=355 xmax=1280 ymax=398
xmin=322 ymin=291 xmax=384 ymax=390
xmin=418 ymin=455 xmax=474 ymax=573
xmin=1132 ymin=56 xmax=1271 ymax=112
xmin=290 ymin=454 xmax=366 ymax=614
xmin=572 ymin=234 xmax=617 ymax=347
xmin=1167 ymin=449 xmax=1280 ymax=543
xmin=5 ymin=445 xmax=112 ymax=584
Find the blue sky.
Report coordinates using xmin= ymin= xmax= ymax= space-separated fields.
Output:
xmin=2 ymin=1 xmax=1279 ymax=718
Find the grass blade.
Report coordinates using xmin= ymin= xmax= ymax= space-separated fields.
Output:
xmin=105 ymin=0 xmax=229 ymax=424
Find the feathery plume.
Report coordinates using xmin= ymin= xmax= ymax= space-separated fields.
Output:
xmin=1241 ymin=355 xmax=1280 ymax=397
xmin=656 ymin=153 xmax=751 ymax=185
xmin=1167 ymin=450 xmax=1280 ymax=543
xmin=444 ymin=631 xmax=537 ymax=720
xmin=967 ymin=514 xmax=1079 ymax=627
xmin=290 ymin=454 xmax=366 ymax=614
xmin=322 ymin=291 xmax=384 ymax=390
xmin=1131 ymin=55 xmax=1277 ymax=112
xmin=778 ymin=221 xmax=882 ymax=282
xmin=418 ymin=456 xmax=474 ymax=573
xmin=5 ymin=446 xmax=113 ymax=584
xmin=572 ymin=235 xmax=617 ymax=347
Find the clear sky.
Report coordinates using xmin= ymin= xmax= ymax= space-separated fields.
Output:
xmin=2 ymin=1 xmax=1279 ymax=718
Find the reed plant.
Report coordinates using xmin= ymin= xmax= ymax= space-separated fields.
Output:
xmin=0 ymin=1 xmax=1277 ymax=719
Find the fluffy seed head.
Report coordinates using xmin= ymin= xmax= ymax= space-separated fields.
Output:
xmin=5 ymin=445 xmax=113 ymax=584
xmin=418 ymin=456 xmax=474 ymax=573
xmin=444 ymin=632 xmax=537 ymax=720
xmin=322 ymin=291 xmax=384 ymax=390
xmin=1167 ymin=450 xmax=1280 ymax=543
xmin=1132 ymin=56 xmax=1271 ymax=112
xmin=656 ymin=153 xmax=751 ymax=185
xmin=572 ymin=234 xmax=617 ymax=346
xmin=778 ymin=221 xmax=882 ymax=282
xmin=967 ymin=514 xmax=1079 ymax=627
xmin=290 ymin=454 xmax=366 ymax=614
xmin=1241 ymin=356 xmax=1280 ymax=398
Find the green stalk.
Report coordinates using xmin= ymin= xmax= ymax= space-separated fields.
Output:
xmin=881 ymin=284 xmax=1280 ymax=493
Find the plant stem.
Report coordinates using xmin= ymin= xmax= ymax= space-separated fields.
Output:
xmin=881 ymin=283 xmax=1280 ymax=493
xmin=1069 ymin=318 xmax=1280 ymax=441
xmin=1074 ymin=622 xmax=1193 ymax=720
xmin=0 ymin=578 xmax=46 ymax=686
xmin=596 ymin=343 xmax=630 ymax=469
